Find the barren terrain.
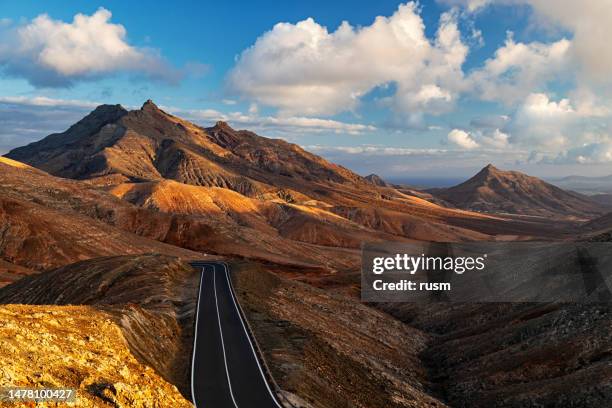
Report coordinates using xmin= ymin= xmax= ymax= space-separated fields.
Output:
xmin=1 ymin=102 xmax=611 ymax=407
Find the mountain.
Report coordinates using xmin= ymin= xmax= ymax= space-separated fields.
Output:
xmin=7 ymin=100 xmax=562 ymax=247
xmin=589 ymin=193 xmax=612 ymax=206
xmin=0 ymin=157 xmax=200 ymax=281
xmin=428 ymin=164 xmax=607 ymax=219
xmin=365 ymin=173 xmax=390 ymax=187
xmin=6 ymin=100 xmax=363 ymax=197
xmin=0 ymin=157 xmax=361 ymax=275
xmin=3 ymin=101 xmax=587 ymax=281
xmin=2 ymin=103 xmax=610 ymax=408
xmin=552 ymin=174 xmax=612 ymax=195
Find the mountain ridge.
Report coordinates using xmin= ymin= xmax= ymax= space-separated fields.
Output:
xmin=5 ymin=100 xmax=365 ymax=199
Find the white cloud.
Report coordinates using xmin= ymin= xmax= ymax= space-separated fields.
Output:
xmin=437 ymin=0 xmax=492 ymax=11
xmin=554 ymin=142 xmax=612 ymax=164
xmin=481 ymin=128 xmax=510 ymax=148
xmin=467 ymin=34 xmax=571 ymax=105
xmin=228 ymin=2 xmax=467 ymax=118
xmin=508 ymin=93 xmax=576 ymax=150
xmin=0 ymin=96 xmax=100 ymax=108
xmin=523 ymin=0 xmax=612 ymax=84
xmin=445 ymin=127 xmax=510 ymax=150
xmin=505 ymin=92 xmax=612 ymax=157
xmin=0 ymin=8 xmax=177 ymax=86
xmin=165 ymin=106 xmax=376 ymax=135
xmin=447 ymin=128 xmax=480 ymax=149
xmin=445 ymin=0 xmax=612 ymax=86
xmin=307 ymin=145 xmax=449 ymax=156
xmin=520 ymin=93 xmax=574 ymax=117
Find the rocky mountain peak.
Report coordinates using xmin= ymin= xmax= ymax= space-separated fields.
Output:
xmin=365 ymin=173 xmax=389 ymax=187
xmin=479 ymin=163 xmax=499 ymax=175
xmin=213 ymin=120 xmax=233 ymax=130
xmin=483 ymin=163 xmax=497 ymax=171
xmin=141 ymin=99 xmax=161 ymax=112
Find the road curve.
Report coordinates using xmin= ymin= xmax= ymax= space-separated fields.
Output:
xmin=190 ymin=261 xmax=283 ymax=408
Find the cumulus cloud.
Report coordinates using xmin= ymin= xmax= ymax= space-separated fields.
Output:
xmin=446 ymin=127 xmax=510 ymax=150
xmin=447 ymin=128 xmax=480 ymax=149
xmin=0 ymin=8 xmax=178 ymax=87
xmin=554 ymin=142 xmax=612 ymax=164
xmin=228 ymin=2 xmax=467 ymax=118
xmin=521 ymin=0 xmax=612 ymax=84
xmin=508 ymin=93 xmax=576 ymax=150
xmin=467 ymin=34 xmax=571 ymax=105
xmin=481 ymin=128 xmax=510 ymax=148
xmin=443 ymin=0 xmax=612 ymax=87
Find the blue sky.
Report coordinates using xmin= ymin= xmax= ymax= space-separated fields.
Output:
xmin=2 ymin=0 xmax=612 ymax=179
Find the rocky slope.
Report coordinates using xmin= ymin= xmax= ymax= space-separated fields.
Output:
xmin=429 ymin=164 xmax=606 ymax=219
xmin=0 ymin=304 xmax=192 ymax=408
xmin=382 ymin=302 xmax=612 ymax=407
xmin=6 ymin=100 xmax=362 ymax=195
xmin=365 ymin=173 xmax=391 ymax=187
xmin=0 ymin=157 xmax=359 ymax=274
xmin=579 ymin=211 xmax=612 ymax=241
xmin=0 ymin=259 xmax=32 ymax=287
xmin=4 ymin=101 xmax=573 ymax=248
xmin=231 ymin=262 xmax=447 ymax=408
xmin=0 ymin=159 xmax=200 ymax=276
xmin=0 ymin=254 xmax=200 ymax=400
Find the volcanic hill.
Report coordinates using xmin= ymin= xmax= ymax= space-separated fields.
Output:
xmin=1 ymin=102 xmax=611 ymax=408
xmin=3 ymin=101 xmax=578 ymax=258
xmin=428 ymin=164 xmax=607 ymax=219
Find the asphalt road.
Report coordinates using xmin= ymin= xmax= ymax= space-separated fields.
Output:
xmin=190 ymin=261 xmax=283 ymax=408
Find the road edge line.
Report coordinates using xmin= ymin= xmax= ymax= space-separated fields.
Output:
xmin=214 ymin=266 xmax=240 ymax=408
xmin=222 ymin=263 xmax=288 ymax=408
xmin=190 ymin=266 xmax=205 ymax=407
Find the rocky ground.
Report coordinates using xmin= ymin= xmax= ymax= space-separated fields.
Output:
xmin=0 ymin=254 xmax=201 ymax=403
xmin=0 ymin=254 xmax=610 ymax=408
xmin=231 ymin=261 xmax=448 ymax=408
xmin=0 ymin=305 xmax=191 ymax=407
xmin=383 ymin=302 xmax=612 ymax=408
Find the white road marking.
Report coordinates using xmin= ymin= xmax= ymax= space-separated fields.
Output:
xmin=213 ymin=267 xmax=240 ymax=408
xmin=190 ymin=267 xmax=205 ymax=407
xmin=191 ymin=262 xmax=284 ymax=408
xmin=222 ymin=263 xmax=284 ymax=408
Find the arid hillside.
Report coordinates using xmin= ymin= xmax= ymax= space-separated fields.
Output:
xmin=429 ymin=164 xmax=607 ymax=219
xmin=0 ymin=254 xmax=200 ymax=401
xmin=0 ymin=255 xmax=447 ymax=408
xmin=1 ymin=101 xmax=609 ymax=408
xmin=3 ymin=102 xmax=582 ymax=252
xmin=0 ymin=158 xmax=360 ymax=275
xmin=0 ymin=304 xmax=192 ymax=408
xmin=382 ymin=302 xmax=612 ymax=407
xmin=0 ymin=159 xmax=201 ymax=284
